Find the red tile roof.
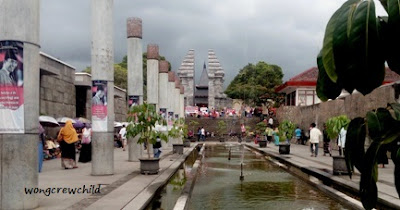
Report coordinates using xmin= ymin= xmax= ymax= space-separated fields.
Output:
xmin=276 ymin=67 xmax=400 ymax=93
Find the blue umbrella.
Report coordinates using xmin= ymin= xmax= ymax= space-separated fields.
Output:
xmin=73 ymin=119 xmax=85 ymax=128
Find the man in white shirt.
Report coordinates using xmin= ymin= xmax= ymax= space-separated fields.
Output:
xmin=119 ymin=125 xmax=127 ymax=151
xmin=268 ymin=117 xmax=274 ymax=126
xmin=309 ymin=123 xmax=322 ymax=157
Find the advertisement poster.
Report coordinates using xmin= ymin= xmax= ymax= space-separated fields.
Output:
xmin=168 ymin=111 xmax=174 ymax=126
xmin=92 ymin=80 xmax=108 ymax=131
xmin=159 ymin=108 xmax=167 ymax=120
xmin=128 ymin=95 xmax=139 ymax=108
xmin=0 ymin=41 xmax=24 ymax=133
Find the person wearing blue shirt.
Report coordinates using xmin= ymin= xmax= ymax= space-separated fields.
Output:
xmin=295 ymin=127 xmax=302 ymax=144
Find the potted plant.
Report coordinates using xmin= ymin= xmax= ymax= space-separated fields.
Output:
xmin=256 ymin=121 xmax=267 ymax=148
xmin=217 ymin=120 xmax=227 ymax=142
xmin=169 ymin=118 xmax=188 ymax=153
xmin=278 ymin=120 xmax=295 ymax=154
xmin=188 ymin=120 xmax=199 ymax=142
xmin=325 ymin=115 xmax=350 ymax=174
xmin=126 ymin=102 xmax=168 ymax=174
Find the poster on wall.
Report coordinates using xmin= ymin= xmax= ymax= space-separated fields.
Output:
xmin=168 ymin=111 xmax=174 ymax=126
xmin=0 ymin=41 xmax=24 ymax=133
xmin=92 ymin=80 xmax=108 ymax=131
xmin=128 ymin=95 xmax=139 ymax=109
xmin=159 ymin=108 xmax=167 ymax=120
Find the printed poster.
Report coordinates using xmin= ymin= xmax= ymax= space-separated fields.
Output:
xmin=159 ymin=108 xmax=167 ymax=120
xmin=92 ymin=80 xmax=108 ymax=131
xmin=128 ymin=95 xmax=139 ymax=109
xmin=168 ymin=111 xmax=174 ymax=126
xmin=0 ymin=41 xmax=24 ymax=133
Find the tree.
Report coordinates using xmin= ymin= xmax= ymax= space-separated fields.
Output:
xmin=317 ymin=1 xmax=400 ymax=209
xmin=225 ymin=61 xmax=283 ymax=105
xmin=83 ymin=53 xmax=170 ymax=100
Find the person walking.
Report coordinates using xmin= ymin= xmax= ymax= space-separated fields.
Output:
xmin=322 ymin=124 xmax=331 ymax=156
xmin=309 ymin=123 xmax=322 ymax=157
xmin=57 ymin=120 xmax=79 ymax=169
xmin=201 ymin=127 xmax=206 ymax=141
xmin=79 ymin=124 xmax=92 ymax=163
xmin=119 ymin=124 xmax=127 ymax=151
xmin=295 ymin=126 xmax=302 ymax=144
xmin=338 ymin=127 xmax=347 ymax=156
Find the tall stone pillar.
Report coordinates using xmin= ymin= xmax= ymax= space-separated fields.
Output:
xmin=0 ymin=1 xmax=40 ymax=209
xmin=180 ymin=86 xmax=185 ymax=119
xmin=177 ymin=50 xmax=195 ymax=106
xmin=146 ymin=45 xmax=159 ymax=109
xmin=174 ymin=79 xmax=181 ymax=120
xmin=127 ymin=17 xmax=143 ymax=161
xmin=158 ymin=60 xmax=169 ymax=150
xmin=91 ymin=0 xmax=114 ymax=175
xmin=167 ymin=72 xmax=176 ymax=146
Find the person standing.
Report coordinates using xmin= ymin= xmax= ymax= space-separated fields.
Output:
xmin=119 ymin=124 xmax=127 ymax=151
xmin=201 ymin=127 xmax=205 ymax=141
xmin=241 ymin=123 xmax=246 ymax=137
xmin=57 ymin=120 xmax=79 ymax=169
xmin=38 ymin=124 xmax=46 ymax=172
xmin=153 ymin=136 xmax=162 ymax=158
xmin=79 ymin=124 xmax=92 ymax=163
xmin=322 ymin=124 xmax=331 ymax=156
xmin=338 ymin=127 xmax=347 ymax=156
xmin=295 ymin=126 xmax=302 ymax=144
xmin=309 ymin=123 xmax=322 ymax=157
xmin=265 ymin=125 xmax=274 ymax=143
xmin=268 ymin=117 xmax=274 ymax=127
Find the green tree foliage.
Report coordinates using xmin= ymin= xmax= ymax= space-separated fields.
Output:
xmin=318 ymin=1 xmax=400 ymax=209
xmin=224 ymin=61 xmax=283 ymax=105
xmin=82 ymin=53 xmax=170 ymax=100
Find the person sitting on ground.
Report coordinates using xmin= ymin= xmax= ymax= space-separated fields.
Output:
xmin=46 ymin=137 xmax=57 ymax=158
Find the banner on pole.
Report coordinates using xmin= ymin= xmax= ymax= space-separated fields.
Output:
xmin=0 ymin=41 xmax=24 ymax=133
xmin=92 ymin=80 xmax=108 ymax=132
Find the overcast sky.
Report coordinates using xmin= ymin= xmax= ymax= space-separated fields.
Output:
xmin=40 ymin=0 xmax=386 ymax=87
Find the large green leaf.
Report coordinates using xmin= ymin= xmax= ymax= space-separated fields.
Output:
xmin=316 ymin=51 xmax=342 ymax=101
xmin=348 ymin=0 xmax=385 ymax=95
xmin=322 ymin=0 xmax=361 ymax=82
xmin=345 ymin=117 xmax=366 ymax=176
xmin=389 ymin=103 xmax=400 ymax=120
xmin=360 ymin=141 xmax=380 ymax=210
xmin=386 ymin=0 xmax=400 ymax=73
xmin=332 ymin=1 xmax=359 ymax=93
xmin=367 ymin=108 xmax=398 ymax=141
xmin=380 ymin=0 xmax=389 ymax=12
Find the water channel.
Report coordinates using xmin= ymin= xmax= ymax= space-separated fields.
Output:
xmin=148 ymin=144 xmax=350 ymax=210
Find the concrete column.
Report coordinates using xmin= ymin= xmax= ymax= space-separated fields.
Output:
xmin=91 ymin=0 xmax=114 ymax=175
xmin=180 ymin=86 xmax=185 ymax=119
xmin=0 ymin=1 xmax=40 ymax=209
xmin=146 ymin=44 xmax=159 ymax=109
xmin=167 ymin=72 xmax=175 ymax=146
xmin=174 ymin=78 xmax=182 ymax=144
xmin=127 ymin=17 xmax=143 ymax=161
xmin=158 ymin=61 xmax=169 ymax=150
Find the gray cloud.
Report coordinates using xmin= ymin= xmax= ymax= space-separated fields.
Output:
xmin=40 ymin=0 xmax=387 ymax=87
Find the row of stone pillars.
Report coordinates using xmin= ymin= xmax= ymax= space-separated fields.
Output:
xmin=0 ymin=0 xmax=185 ymax=209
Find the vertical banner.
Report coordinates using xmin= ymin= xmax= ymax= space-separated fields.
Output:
xmin=128 ymin=95 xmax=139 ymax=109
xmin=0 ymin=41 xmax=24 ymax=133
xmin=159 ymin=108 xmax=167 ymax=120
xmin=92 ymin=80 xmax=108 ymax=131
xmin=168 ymin=111 xmax=174 ymax=126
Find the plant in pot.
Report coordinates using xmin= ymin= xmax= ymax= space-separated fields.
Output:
xmin=325 ymin=115 xmax=350 ymax=175
xmin=188 ymin=120 xmax=199 ymax=142
xmin=278 ymin=120 xmax=295 ymax=154
xmin=169 ymin=117 xmax=188 ymax=153
xmin=126 ymin=102 xmax=168 ymax=174
xmin=217 ymin=120 xmax=227 ymax=142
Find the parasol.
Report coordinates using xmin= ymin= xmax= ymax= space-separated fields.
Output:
xmin=39 ymin=115 xmax=60 ymax=127
xmin=56 ymin=117 xmax=77 ymax=124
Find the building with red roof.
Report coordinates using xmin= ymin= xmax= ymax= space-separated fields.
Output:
xmin=276 ymin=67 xmax=400 ymax=106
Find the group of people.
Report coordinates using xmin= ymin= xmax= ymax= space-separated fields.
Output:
xmin=39 ymin=120 xmax=92 ymax=172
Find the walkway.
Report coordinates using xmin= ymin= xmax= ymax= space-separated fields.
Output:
xmin=244 ymin=141 xmax=400 ymax=209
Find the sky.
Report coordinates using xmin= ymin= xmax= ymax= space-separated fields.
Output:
xmin=40 ymin=0 xmax=387 ymax=88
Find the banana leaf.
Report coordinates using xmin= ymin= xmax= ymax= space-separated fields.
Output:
xmin=316 ymin=51 xmax=342 ymax=101
xmin=345 ymin=117 xmax=366 ymax=177
xmin=386 ymin=0 xmax=400 ymax=73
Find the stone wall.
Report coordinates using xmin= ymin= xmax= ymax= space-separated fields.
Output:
xmin=276 ymin=83 xmax=399 ymax=132
xmin=39 ymin=55 xmax=76 ymax=118
xmin=114 ymin=87 xmax=127 ymax=122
